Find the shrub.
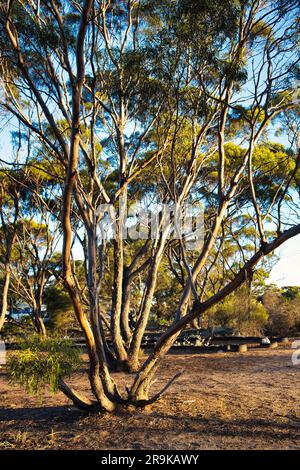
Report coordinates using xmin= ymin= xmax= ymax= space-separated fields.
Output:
xmin=204 ymin=287 xmax=269 ymax=336
xmin=2 ymin=316 xmax=35 ymax=340
xmin=263 ymin=290 xmax=300 ymax=336
xmin=8 ymin=335 xmax=81 ymax=398
xmin=44 ymin=284 xmax=77 ymax=334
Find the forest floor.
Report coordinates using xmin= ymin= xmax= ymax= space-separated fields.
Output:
xmin=0 ymin=344 xmax=299 ymax=450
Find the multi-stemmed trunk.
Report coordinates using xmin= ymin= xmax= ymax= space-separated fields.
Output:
xmin=126 ymin=233 xmax=169 ymax=372
xmin=111 ymin=233 xmax=129 ymax=366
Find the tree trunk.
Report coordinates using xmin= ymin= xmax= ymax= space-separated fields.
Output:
xmin=33 ymin=306 xmax=47 ymax=338
xmin=127 ymin=234 xmax=168 ymax=372
xmin=111 ymin=226 xmax=128 ymax=364
xmin=86 ymin=226 xmax=118 ymax=395
xmin=0 ymin=264 xmax=11 ymax=332
xmin=120 ymin=275 xmax=132 ymax=346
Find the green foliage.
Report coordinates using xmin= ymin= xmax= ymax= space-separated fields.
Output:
xmin=8 ymin=335 xmax=81 ymax=397
xmin=44 ymin=284 xmax=76 ymax=333
xmin=281 ymin=286 xmax=300 ymax=301
xmin=263 ymin=288 xmax=300 ymax=336
xmin=205 ymin=286 xmax=269 ymax=335
xmin=250 ymin=19 xmax=274 ymax=41
xmin=2 ymin=316 xmax=35 ymax=340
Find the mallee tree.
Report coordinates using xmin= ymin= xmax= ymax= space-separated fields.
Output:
xmin=0 ymin=0 xmax=300 ymax=411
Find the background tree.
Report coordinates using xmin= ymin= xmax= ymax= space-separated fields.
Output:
xmin=10 ymin=219 xmax=59 ymax=337
xmin=0 ymin=173 xmax=20 ymax=331
xmin=263 ymin=286 xmax=300 ymax=335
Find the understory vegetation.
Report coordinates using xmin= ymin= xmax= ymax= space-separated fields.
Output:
xmin=8 ymin=336 xmax=81 ymax=397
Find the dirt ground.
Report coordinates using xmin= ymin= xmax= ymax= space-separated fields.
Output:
xmin=0 ymin=344 xmax=299 ymax=450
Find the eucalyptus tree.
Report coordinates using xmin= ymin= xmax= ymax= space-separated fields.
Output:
xmin=0 ymin=0 xmax=300 ymax=411
xmin=0 ymin=158 xmax=61 ymax=335
xmin=11 ymin=219 xmax=60 ymax=337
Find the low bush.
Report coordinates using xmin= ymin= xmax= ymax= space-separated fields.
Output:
xmin=8 ymin=335 xmax=81 ymax=398
xmin=204 ymin=287 xmax=269 ymax=336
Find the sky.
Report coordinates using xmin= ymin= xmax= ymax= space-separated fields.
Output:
xmin=267 ymin=235 xmax=300 ymax=287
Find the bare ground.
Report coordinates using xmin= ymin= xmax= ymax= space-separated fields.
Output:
xmin=0 ymin=344 xmax=299 ymax=450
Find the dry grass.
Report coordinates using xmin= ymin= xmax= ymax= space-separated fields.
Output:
xmin=0 ymin=344 xmax=299 ymax=450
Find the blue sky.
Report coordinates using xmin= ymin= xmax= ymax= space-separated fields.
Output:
xmin=267 ymin=235 xmax=300 ymax=287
